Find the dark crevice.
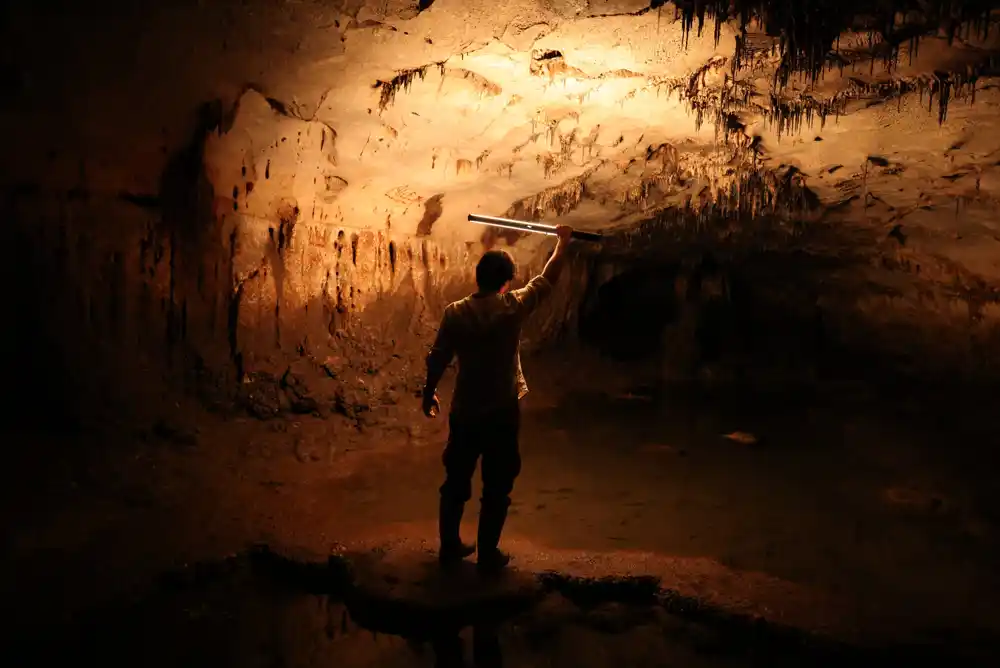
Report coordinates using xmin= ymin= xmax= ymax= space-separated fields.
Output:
xmin=118 ymin=191 xmax=161 ymax=210
xmin=263 ymin=96 xmax=288 ymax=115
xmin=275 ymin=202 xmax=298 ymax=256
xmin=226 ymin=228 xmax=241 ymax=379
xmin=228 ymin=267 xmax=259 ymax=383
xmin=157 ymin=101 xmax=224 ymax=366
xmin=224 ymin=84 xmax=338 ymax=136
xmin=261 ymin=201 xmax=299 ymax=348
xmin=335 ymin=229 xmax=345 ymax=260
xmin=416 ymin=193 xmax=445 ymax=236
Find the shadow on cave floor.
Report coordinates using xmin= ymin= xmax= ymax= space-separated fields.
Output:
xmin=4 ymin=353 xmax=1000 ymax=666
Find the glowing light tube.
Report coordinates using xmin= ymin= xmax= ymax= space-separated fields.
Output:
xmin=468 ymin=214 xmax=603 ymax=242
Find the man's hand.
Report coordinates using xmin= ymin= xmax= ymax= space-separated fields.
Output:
xmin=541 ymin=225 xmax=574 ymax=285
xmin=422 ymin=390 xmax=441 ymax=418
xmin=555 ymin=224 xmax=573 ymax=244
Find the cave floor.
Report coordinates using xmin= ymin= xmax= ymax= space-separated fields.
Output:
xmin=5 ymin=354 xmax=1000 ymax=665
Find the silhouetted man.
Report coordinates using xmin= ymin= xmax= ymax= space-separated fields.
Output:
xmin=422 ymin=225 xmax=574 ymax=573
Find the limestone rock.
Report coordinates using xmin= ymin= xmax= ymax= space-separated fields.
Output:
xmin=8 ymin=0 xmax=1000 ymax=425
xmin=238 ymin=372 xmax=286 ymax=420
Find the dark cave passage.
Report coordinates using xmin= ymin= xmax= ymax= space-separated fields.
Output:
xmin=575 ymin=254 xmax=839 ymax=387
xmin=577 ymin=263 xmax=681 ymax=361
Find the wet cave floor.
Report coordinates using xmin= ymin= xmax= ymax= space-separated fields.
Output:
xmin=4 ymin=353 xmax=1000 ymax=666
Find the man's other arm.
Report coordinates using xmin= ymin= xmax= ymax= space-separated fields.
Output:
xmin=423 ymin=308 xmax=456 ymax=415
xmin=510 ymin=224 xmax=574 ymax=316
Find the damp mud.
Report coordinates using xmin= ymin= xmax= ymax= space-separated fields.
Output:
xmin=6 ymin=353 xmax=1000 ymax=668
xmin=12 ymin=544 xmax=990 ymax=668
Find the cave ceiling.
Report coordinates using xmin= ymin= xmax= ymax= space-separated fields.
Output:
xmin=5 ymin=0 xmax=1000 ymax=279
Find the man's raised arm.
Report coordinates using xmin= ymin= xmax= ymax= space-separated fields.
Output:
xmin=540 ymin=224 xmax=574 ymax=285
xmin=510 ymin=224 xmax=574 ymax=315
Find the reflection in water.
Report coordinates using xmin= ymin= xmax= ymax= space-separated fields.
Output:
xmin=432 ymin=623 xmax=502 ymax=668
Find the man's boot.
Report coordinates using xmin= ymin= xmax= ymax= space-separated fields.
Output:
xmin=476 ymin=499 xmax=511 ymax=574
xmin=438 ymin=496 xmax=476 ymax=566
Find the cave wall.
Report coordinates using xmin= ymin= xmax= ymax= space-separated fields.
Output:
xmin=4 ymin=137 xmax=582 ymax=428
xmin=0 ymin=3 xmax=586 ymax=426
xmin=579 ymin=219 xmax=1000 ymax=389
xmin=3 ymin=1 xmax=1000 ymax=428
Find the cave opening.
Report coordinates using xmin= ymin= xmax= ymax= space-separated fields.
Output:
xmin=578 ymin=261 xmax=681 ymax=361
xmin=574 ymin=250 xmax=859 ymax=400
xmin=577 ymin=255 xmax=755 ymax=369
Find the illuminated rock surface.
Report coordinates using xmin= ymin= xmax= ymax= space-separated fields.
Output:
xmin=4 ymin=1 xmax=1000 ymax=424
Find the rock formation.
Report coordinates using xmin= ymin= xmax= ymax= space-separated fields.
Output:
xmin=3 ymin=1 xmax=1000 ymax=424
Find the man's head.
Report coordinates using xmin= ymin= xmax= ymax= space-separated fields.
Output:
xmin=476 ymin=249 xmax=516 ymax=293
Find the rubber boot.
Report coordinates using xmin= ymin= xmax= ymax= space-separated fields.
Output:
xmin=438 ymin=496 xmax=476 ymax=566
xmin=476 ymin=500 xmax=511 ymax=574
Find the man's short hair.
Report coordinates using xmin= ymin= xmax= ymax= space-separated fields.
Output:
xmin=476 ymin=250 xmax=516 ymax=292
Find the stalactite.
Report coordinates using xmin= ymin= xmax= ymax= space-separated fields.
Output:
xmin=475 ymin=150 xmax=491 ymax=170
xmin=672 ymin=1 xmax=996 ymax=101
xmin=601 ymin=156 xmax=824 ymax=259
xmin=504 ymin=168 xmax=598 ymax=221
xmin=373 ymin=61 xmax=447 ymax=111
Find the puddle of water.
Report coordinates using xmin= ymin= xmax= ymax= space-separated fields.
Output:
xmin=12 ymin=547 xmax=991 ymax=668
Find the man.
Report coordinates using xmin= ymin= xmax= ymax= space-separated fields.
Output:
xmin=422 ymin=224 xmax=574 ymax=573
